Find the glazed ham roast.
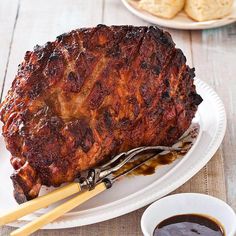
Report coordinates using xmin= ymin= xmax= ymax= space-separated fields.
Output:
xmin=0 ymin=25 xmax=202 ymax=203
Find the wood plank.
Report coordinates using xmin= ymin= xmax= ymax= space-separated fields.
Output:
xmin=173 ymin=152 xmax=226 ymax=198
xmin=104 ymin=0 xmax=146 ymax=25
xmin=191 ymin=23 xmax=236 ymax=207
xmin=0 ymin=208 xmax=146 ymax=236
xmin=2 ymin=0 xmax=104 ymax=99
xmin=0 ymin=1 xmax=20 ymax=235
xmin=0 ymin=0 xmax=19 ymax=101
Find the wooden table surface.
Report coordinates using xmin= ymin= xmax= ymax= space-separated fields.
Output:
xmin=0 ymin=0 xmax=235 ymax=235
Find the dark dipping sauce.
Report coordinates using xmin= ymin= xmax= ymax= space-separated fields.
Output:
xmin=114 ymin=124 xmax=199 ymax=178
xmin=153 ymin=214 xmax=225 ymax=236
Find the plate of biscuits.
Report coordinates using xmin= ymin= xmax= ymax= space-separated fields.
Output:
xmin=122 ymin=0 xmax=236 ymax=30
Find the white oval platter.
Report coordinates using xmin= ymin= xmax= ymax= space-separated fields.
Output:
xmin=0 ymin=78 xmax=226 ymax=229
xmin=121 ymin=0 xmax=236 ymax=30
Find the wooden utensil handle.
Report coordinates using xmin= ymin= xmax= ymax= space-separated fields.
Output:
xmin=0 ymin=182 xmax=81 ymax=227
xmin=10 ymin=182 xmax=107 ymax=236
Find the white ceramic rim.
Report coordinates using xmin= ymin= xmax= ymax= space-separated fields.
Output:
xmin=121 ymin=0 xmax=236 ymax=30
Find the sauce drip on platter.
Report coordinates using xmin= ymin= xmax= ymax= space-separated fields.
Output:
xmin=114 ymin=123 xmax=199 ymax=177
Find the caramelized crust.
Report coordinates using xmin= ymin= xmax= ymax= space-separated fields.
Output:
xmin=0 ymin=25 xmax=202 ymax=203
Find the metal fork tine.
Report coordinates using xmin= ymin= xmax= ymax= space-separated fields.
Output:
xmin=98 ymin=146 xmax=180 ymax=180
xmin=98 ymin=152 xmax=125 ymax=170
xmin=99 ymin=147 xmax=144 ymax=170
xmin=110 ymin=146 xmax=180 ymax=172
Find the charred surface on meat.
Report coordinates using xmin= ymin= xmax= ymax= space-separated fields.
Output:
xmin=0 ymin=25 xmax=202 ymax=203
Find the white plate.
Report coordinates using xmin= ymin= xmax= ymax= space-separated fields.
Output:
xmin=0 ymin=78 xmax=226 ymax=229
xmin=121 ymin=0 xmax=236 ymax=30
